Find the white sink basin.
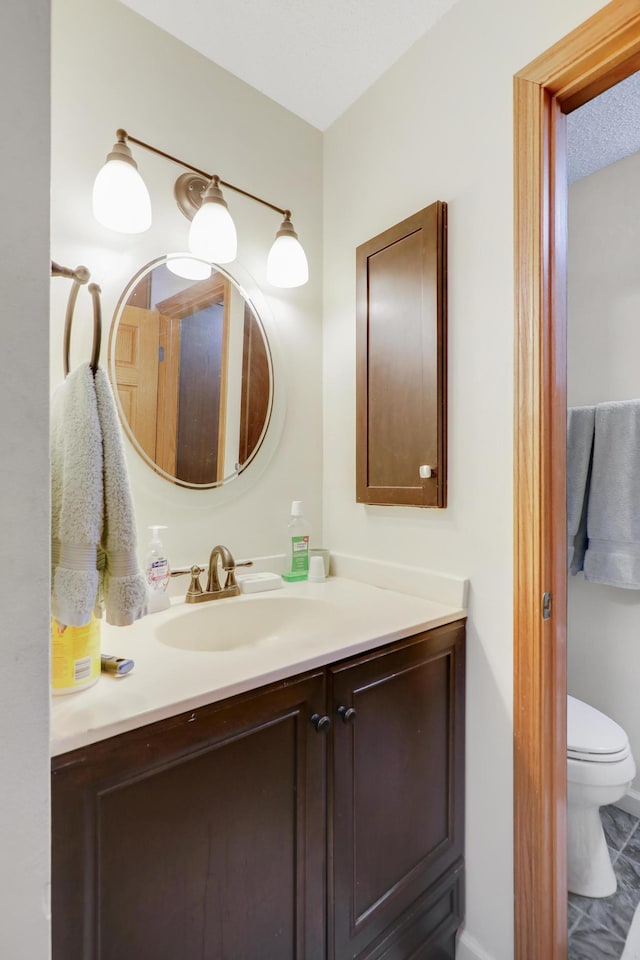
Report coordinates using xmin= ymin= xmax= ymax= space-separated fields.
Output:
xmin=155 ymin=595 xmax=350 ymax=652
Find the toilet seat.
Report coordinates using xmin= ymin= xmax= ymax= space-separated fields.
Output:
xmin=567 ymin=695 xmax=631 ymax=763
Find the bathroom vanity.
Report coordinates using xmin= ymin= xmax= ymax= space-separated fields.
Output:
xmin=51 ymin=578 xmax=466 ymax=960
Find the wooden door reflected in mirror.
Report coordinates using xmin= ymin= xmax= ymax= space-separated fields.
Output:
xmin=109 ymin=257 xmax=273 ymax=488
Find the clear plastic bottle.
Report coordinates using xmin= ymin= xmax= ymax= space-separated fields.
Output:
xmin=144 ymin=525 xmax=171 ymax=612
xmin=282 ymin=501 xmax=311 ymax=581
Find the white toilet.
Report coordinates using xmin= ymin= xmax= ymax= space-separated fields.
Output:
xmin=567 ymin=695 xmax=636 ymax=898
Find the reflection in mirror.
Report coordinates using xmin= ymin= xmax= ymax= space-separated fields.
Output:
xmin=108 ymin=256 xmax=273 ymax=489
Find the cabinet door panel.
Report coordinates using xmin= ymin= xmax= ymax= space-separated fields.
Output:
xmin=52 ymin=672 xmax=326 ymax=960
xmin=356 ymin=202 xmax=447 ymax=507
xmin=329 ymin=623 xmax=465 ymax=960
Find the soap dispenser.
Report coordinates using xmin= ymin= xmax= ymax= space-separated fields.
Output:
xmin=144 ymin=525 xmax=171 ymax=613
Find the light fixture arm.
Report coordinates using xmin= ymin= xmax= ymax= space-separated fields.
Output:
xmin=118 ymin=129 xmax=290 ymax=218
xmin=97 ymin=129 xmax=307 ymax=285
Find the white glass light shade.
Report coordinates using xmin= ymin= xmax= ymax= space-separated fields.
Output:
xmin=92 ymin=159 xmax=152 ymax=234
xmin=188 ymin=200 xmax=237 ymax=263
xmin=267 ymin=232 xmax=309 ymax=288
xmin=166 ymin=257 xmax=212 ymax=281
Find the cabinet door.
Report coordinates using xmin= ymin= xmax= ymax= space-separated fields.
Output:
xmin=329 ymin=622 xmax=465 ymax=960
xmin=356 ymin=202 xmax=447 ymax=507
xmin=52 ymin=672 xmax=327 ymax=960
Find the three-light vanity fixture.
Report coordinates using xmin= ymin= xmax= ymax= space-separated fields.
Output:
xmin=92 ymin=129 xmax=309 ymax=288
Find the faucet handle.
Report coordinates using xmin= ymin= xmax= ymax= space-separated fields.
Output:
xmin=186 ymin=565 xmax=205 ymax=598
xmin=226 ymin=559 xmax=253 ymax=590
xmin=170 ymin=564 xmax=205 ymax=600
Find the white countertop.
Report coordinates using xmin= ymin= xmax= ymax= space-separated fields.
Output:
xmin=51 ymin=576 xmax=466 ymax=756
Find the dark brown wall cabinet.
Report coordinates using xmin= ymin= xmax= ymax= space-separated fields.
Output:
xmin=356 ymin=202 xmax=447 ymax=507
xmin=52 ymin=621 xmax=465 ymax=960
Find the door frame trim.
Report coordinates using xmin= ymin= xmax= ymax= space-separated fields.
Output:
xmin=514 ymin=3 xmax=640 ymax=958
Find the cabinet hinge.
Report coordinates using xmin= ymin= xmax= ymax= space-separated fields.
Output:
xmin=542 ymin=591 xmax=552 ymax=620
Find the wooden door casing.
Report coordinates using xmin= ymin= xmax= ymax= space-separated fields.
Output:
xmin=239 ymin=303 xmax=271 ymax=467
xmin=155 ymin=312 xmax=180 ymax=477
xmin=514 ymin=3 xmax=640 ymax=957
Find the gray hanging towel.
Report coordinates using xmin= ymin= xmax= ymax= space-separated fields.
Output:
xmin=584 ymin=399 xmax=640 ymax=589
xmin=94 ymin=366 xmax=148 ymax=626
xmin=51 ymin=362 xmax=103 ymax=627
xmin=567 ymin=405 xmax=596 ymax=574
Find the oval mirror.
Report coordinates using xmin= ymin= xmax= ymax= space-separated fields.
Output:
xmin=108 ymin=255 xmax=274 ymax=488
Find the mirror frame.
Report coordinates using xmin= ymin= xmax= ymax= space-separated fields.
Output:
xmin=108 ymin=254 xmax=275 ymax=490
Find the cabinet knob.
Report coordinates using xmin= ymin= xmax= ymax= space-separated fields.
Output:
xmin=419 ymin=464 xmax=436 ymax=479
xmin=310 ymin=713 xmax=331 ymax=733
xmin=337 ymin=706 xmax=357 ymax=723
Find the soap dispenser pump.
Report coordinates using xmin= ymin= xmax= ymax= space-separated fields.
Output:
xmin=145 ymin=525 xmax=171 ymax=613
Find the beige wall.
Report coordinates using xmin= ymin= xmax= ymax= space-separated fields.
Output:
xmin=51 ymin=0 xmax=324 ymax=569
xmin=322 ymin=1 xmax=607 ymax=957
xmin=0 ymin=0 xmax=51 ymax=957
xmin=568 ymin=150 xmax=640 ymax=810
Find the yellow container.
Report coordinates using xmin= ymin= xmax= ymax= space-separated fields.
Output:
xmin=51 ymin=614 xmax=101 ymax=695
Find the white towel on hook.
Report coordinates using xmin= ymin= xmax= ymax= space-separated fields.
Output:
xmin=51 ymin=362 xmax=103 ymax=626
xmin=51 ymin=362 xmax=147 ymax=626
xmin=94 ymin=367 xmax=148 ymax=626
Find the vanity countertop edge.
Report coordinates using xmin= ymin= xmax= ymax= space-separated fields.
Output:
xmin=51 ymin=575 xmax=467 ymax=757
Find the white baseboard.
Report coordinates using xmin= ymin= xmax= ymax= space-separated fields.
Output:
xmin=616 ymin=787 xmax=640 ymax=821
xmin=456 ymin=930 xmax=495 ymax=960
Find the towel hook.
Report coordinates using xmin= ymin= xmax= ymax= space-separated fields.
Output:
xmin=52 ymin=261 xmax=102 ymax=376
xmin=87 ymin=282 xmax=102 ymax=375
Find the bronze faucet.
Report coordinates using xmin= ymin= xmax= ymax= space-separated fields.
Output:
xmin=171 ymin=545 xmax=252 ymax=603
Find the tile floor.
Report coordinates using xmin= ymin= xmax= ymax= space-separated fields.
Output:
xmin=569 ymin=804 xmax=640 ymax=959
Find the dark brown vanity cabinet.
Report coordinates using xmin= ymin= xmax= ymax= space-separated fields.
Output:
xmin=52 ymin=620 xmax=465 ymax=960
xmin=52 ymin=672 xmax=327 ymax=960
xmin=329 ymin=622 xmax=465 ymax=959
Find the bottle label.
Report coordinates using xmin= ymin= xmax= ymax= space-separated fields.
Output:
xmin=290 ymin=535 xmax=310 ymax=573
xmin=148 ymin=558 xmax=169 ymax=588
xmin=51 ymin=615 xmax=101 ymax=693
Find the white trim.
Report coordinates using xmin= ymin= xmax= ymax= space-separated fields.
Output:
xmin=616 ymin=787 xmax=640 ymax=821
xmin=456 ymin=930 xmax=495 ymax=960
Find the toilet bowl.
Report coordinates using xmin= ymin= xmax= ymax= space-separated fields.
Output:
xmin=567 ymin=695 xmax=636 ymax=898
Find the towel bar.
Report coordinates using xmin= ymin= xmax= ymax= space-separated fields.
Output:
xmin=51 ymin=260 xmax=102 ymax=375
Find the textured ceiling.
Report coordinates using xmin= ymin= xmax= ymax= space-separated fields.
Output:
xmin=119 ymin=0 xmax=460 ymax=130
xmin=568 ymin=71 xmax=640 ymax=183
